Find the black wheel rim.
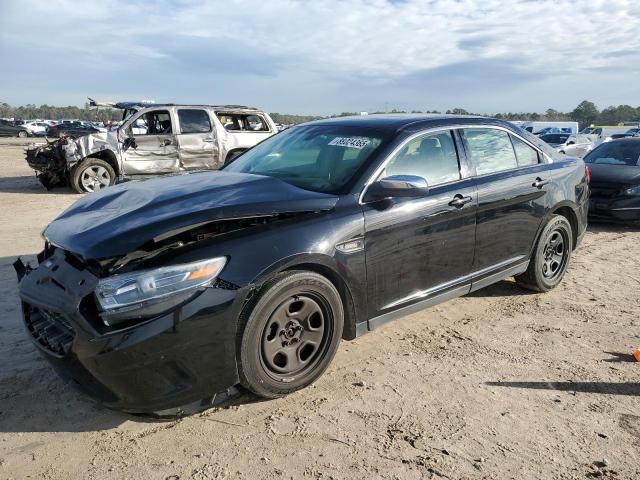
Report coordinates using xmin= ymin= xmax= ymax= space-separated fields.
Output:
xmin=541 ymin=228 xmax=568 ymax=281
xmin=260 ymin=293 xmax=331 ymax=379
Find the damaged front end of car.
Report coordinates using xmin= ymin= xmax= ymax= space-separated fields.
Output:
xmin=25 ymin=132 xmax=119 ymax=190
xmin=14 ymin=171 xmax=340 ymax=414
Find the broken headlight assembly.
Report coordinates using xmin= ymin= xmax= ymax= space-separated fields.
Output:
xmin=624 ymin=185 xmax=640 ymax=196
xmin=95 ymin=257 xmax=227 ymax=326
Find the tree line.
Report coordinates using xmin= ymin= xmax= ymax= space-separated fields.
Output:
xmin=1 ymin=100 xmax=637 ymax=129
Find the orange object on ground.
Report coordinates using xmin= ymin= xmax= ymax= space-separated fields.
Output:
xmin=634 ymin=348 xmax=640 ymax=362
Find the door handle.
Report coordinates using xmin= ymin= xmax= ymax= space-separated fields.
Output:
xmin=448 ymin=194 xmax=473 ymax=208
xmin=532 ymin=177 xmax=550 ymax=189
xmin=203 ymin=137 xmax=216 ymax=143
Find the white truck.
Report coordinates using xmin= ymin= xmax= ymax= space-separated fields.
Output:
xmin=25 ymin=100 xmax=278 ymax=193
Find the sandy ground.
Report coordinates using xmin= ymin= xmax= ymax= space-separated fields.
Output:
xmin=0 ymin=138 xmax=638 ymax=480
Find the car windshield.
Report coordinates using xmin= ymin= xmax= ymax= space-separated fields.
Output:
xmin=223 ymin=124 xmax=390 ymax=194
xmin=584 ymin=141 xmax=640 ymax=166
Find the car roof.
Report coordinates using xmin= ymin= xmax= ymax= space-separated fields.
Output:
xmin=137 ymin=104 xmax=262 ymax=113
xmin=607 ymin=137 xmax=640 ymax=144
xmin=299 ymin=114 xmax=508 ymax=133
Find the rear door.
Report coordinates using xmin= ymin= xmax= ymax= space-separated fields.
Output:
xmin=460 ymin=127 xmax=549 ymax=278
xmin=176 ymin=108 xmax=220 ymax=170
xmin=122 ymin=109 xmax=179 ymax=175
xmin=363 ymin=129 xmax=477 ymax=319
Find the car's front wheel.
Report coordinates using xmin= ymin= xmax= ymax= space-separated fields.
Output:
xmin=516 ymin=215 xmax=572 ymax=292
xmin=71 ymin=158 xmax=116 ymax=193
xmin=238 ymin=271 xmax=344 ymax=398
xmin=17 ymin=130 xmax=28 ymax=138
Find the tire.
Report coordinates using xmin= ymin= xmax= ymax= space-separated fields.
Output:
xmin=238 ymin=271 xmax=344 ymax=398
xmin=70 ymin=158 xmax=116 ymax=193
xmin=17 ymin=130 xmax=28 ymax=138
xmin=516 ymin=215 xmax=572 ymax=292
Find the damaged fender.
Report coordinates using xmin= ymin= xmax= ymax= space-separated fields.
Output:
xmin=25 ymin=132 xmax=122 ymax=189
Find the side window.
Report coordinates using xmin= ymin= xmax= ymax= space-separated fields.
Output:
xmin=246 ymin=115 xmax=269 ymax=131
xmin=384 ymin=130 xmax=461 ymax=186
xmin=216 ymin=113 xmax=270 ymax=132
xmin=178 ymin=109 xmax=211 ymax=134
xmin=461 ymin=128 xmax=518 ymax=175
xmin=510 ymin=135 xmax=540 ymax=166
xmin=131 ymin=110 xmax=172 ymax=136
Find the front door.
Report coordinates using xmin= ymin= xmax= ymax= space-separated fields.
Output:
xmin=122 ymin=109 xmax=179 ymax=175
xmin=176 ymin=108 xmax=220 ymax=170
xmin=363 ymin=129 xmax=477 ymax=318
xmin=459 ymin=127 xmax=549 ymax=274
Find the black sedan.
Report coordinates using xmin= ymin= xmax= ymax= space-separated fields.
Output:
xmin=539 ymin=133 xmax=571 ymax=148
xmin=14 ymin=115 xmax=589 ymax=414
xmin=46 ymin=122 xmax=100 ymax=138
xmin=585 ymin=138 xmax=640 ymax=224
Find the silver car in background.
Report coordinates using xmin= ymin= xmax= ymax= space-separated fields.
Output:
xmin=557 ymin=134 xmax=594 ymax=158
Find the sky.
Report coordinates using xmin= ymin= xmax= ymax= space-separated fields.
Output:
xmin=1 ymin=0 xmax=639 ymax=115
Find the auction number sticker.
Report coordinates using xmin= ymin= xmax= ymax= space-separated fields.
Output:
xmin=328 ymin=137 xmax=371 ymax=149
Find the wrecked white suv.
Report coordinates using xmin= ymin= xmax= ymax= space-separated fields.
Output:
xmin=25 ymin=102 xmax=278 ymax=193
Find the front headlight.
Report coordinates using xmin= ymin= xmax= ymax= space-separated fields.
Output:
xmin=624 ymin=185 xmax=640 ymax=196
xmin=95 ymin=257 xmax=227 ymax=322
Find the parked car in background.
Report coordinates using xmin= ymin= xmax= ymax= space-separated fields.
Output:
xmin=0 ymin=119 xmax=30 ymax=137
xmin=610 ymin=127 xmax=640 ymax=140
xmin=46 ymin=122 xmax=100 ymax=138
xmin=587 ymin=126 xmax=630 ymax=147
xmin=585 ymin=138 xmax=640 ymax=224
xmin=557 ymin=134 xmax=594 ymax=158
xmin=535 ymin=127 xmax=572 ymax=135
xmin=539 ymin=133 xmax=571 ymax=147
xmin=520 ymin=121 xmax=578 ymax=135
xmin=27 ymin=103 xmax=277 ymax=192
xmin=22 ymin=121 xmax=50 ymax=136
xmin=14 ymin=115 xmax=589 ymax=414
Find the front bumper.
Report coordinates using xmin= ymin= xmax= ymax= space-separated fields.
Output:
xmin=15 ymin=250 xmax=246 ymax=414
xmin=589 ymin=196 xmax=640 ymax=223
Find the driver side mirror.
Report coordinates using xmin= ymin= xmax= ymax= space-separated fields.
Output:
xmin=123 ymin=136 xmax=137 ymax=150
xmin=363 ymin=175 xmax=429 ymax=203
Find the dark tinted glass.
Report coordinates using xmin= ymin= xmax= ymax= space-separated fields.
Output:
xmin=178 ymin=109 xmax=212 ymax=134
xmin=584 ymin=141 xmax=640 ymax=166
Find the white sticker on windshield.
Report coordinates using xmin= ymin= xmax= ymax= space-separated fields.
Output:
xmin=328 ymin=137 xmax=371 ymax=149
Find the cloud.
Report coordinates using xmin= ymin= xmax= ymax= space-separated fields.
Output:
xmin=0 ymin=0 xmax=639 ymax=113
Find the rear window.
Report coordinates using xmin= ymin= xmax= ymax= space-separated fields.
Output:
xmin=584 ymin=141 xmax=640 ymax=166
xmin=461 ymin=128 xmax=519 ymax=175
xmin=178 ymin=109 xmax=212 ymax=134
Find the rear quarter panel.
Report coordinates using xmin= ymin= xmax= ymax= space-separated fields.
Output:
xmin=542 ymin=156 xmax=589 ymax=245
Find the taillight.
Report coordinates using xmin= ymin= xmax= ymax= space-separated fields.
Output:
xmin=585 ymin=165 xmax=591 ymax=183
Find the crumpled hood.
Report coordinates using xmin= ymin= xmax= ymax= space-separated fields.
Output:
xmin=588 ymin=164 xmax=640 ymax=187
xmin=44 ymin=171 xmax=339 ymax=259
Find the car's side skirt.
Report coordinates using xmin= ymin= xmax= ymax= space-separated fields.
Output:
xmin=361 ymin=258 xmax=530 ymax=335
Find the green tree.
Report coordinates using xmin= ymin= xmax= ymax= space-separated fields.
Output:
xmin=570 ymin=100 xmax=599 ymax=129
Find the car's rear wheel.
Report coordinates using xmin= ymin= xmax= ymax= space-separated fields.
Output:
xmin=71 ymin=158 xmax=116 ymax=193
xmin=17 ymin=130 xmax=28 ymax=138
xmin=238 ymin=271 xmax=344 ymax=398
xmin=516 ymin=215 xmax=572 ymax=292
